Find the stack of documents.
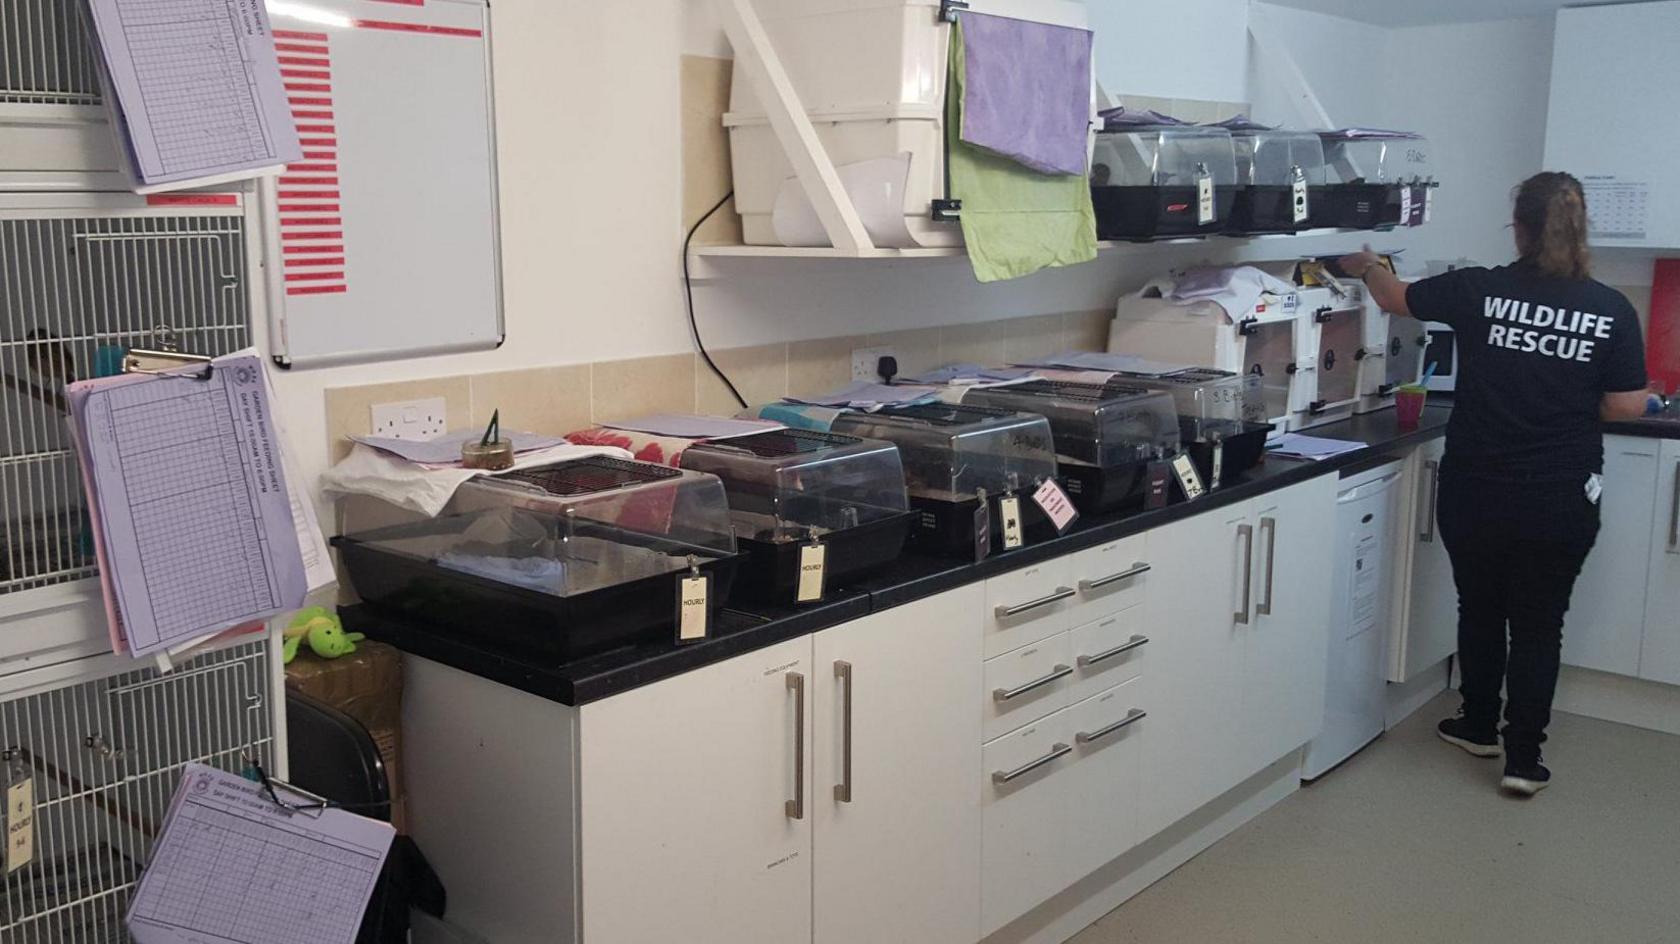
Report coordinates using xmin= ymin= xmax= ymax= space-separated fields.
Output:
xmin=65 ymin=351 xmax=329 ymax=658
xmin=786 ymin=382 xmax=943 ymax=410
xmin=78 ymin=0 xmax=301 ymax=192
xmin=1267 ymin=433 xmax=1367 ymax=462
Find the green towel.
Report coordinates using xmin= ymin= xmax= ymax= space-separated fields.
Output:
xmin=948 ymin=20 xmax=1098 ymax=283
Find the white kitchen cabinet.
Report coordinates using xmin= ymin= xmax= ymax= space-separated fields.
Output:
xmin=1640 ymin=440 xmax=1680 ymax=685
xmin=984 ymin=558 xmax=1075 ymax=658
xmin=1064 ymin=676 xmax=1149 ymax=881
xmin=1141 ymin=497 xmax=1252 ymax=837
xmin=1566 ymin=436 xmax=1661 ymax=676
xmin=578 ymin=636 xmax=815 ymax=944
xmin=1244 ymin=474 xmax=1338 ymax=772
xmin=1390 ymin=437 xmax=1458 ymax=682
xmin=813 ymin=586 xmax=984 ymax=944
xmin=981 ymin=706 xmax=1079 ymax=936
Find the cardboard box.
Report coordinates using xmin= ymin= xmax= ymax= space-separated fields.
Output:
xmin=286 ymin=638 xmax=407 ymax=832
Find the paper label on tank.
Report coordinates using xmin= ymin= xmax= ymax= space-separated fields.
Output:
xmin=1292 ymin=175 xmax=1310 ymax=225
xmin=1424 ymin=185 xmax=1435 ymax=223
xmin=5 ymin=775 xmax=34 ymax=874
xmin=1000 ymin=496 xmax=1025 ymax=549
xmin=676 ymin=575 xmax=711 ymax=643
xmin=1197 ymin=173 xmax=1216 ymax=225
xmin=1171 ymin=454 xmax=1207 ymax=501
xmin=1400 ymin=185 xmax=1413 ymax=225
xmin=1212 ymin=441 xmax=1225 ymax=490
xmin=797 ymin=543 xmax=828 ymax=603
xmin=974 ymin=501 xmax=993 ymax=562
xmin=1032 ymin=480 xmax=1079 ymax=533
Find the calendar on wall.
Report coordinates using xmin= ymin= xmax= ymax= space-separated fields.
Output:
xmin=1581 ymin=175 xmax=1651 ymax=242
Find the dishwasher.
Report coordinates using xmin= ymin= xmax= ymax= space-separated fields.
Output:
xmin=1304 ymin=459 xmax=1405 ymax=781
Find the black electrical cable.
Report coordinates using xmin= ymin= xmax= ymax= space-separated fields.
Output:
xmin=683 ymin=191 xmax=748 ymax=410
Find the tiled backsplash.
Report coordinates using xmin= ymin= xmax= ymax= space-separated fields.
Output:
xmin=323 ymin=309 xmax=1111 ymax=462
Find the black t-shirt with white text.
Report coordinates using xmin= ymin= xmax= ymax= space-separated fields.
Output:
xmin=1406 ymin=261 xmax=1647 ymax=480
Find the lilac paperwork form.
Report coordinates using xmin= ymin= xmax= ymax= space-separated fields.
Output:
xmin=72 ymin=353 xmax=306 ymax=656
xmin=127 ymin=763 xmax=394 ymax=944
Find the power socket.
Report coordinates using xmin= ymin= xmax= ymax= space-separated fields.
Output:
xmin=851 ymin=345 xmax=895 ymax=382
xmin=370 ymin=397 xmax=448 ymax=441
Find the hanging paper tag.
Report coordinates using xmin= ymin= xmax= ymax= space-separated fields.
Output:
xmin=999 ymin=496 xmax=1025 ymax=550
xmin=1399 ymin=185 xmax=1414 ymax=225
xmin=1424 ymin=185 xmax=1435 ymax=223
xmin=1197 ymin=171 xmax=1216 ymax=225
xmin=1171 ymin=454 xmax=1207 ymax=501
xmin=1145 ymin=461 xmax=1171 ymax=510
xmin=1291 ymin=169 xmax=1310 ymax=225
xmin=5 ymin=771 xmax=34 ymax=874
xmin=973 ymin=500 xmax=993 ymax=563
xmin=676 ymin=574 xmax=711 ymax=643
xmin=1211 ymin=441 xmax=1225 ymax=490
xmin=797 ymin=543 xmax=827 ymax=603
xmin=1032 ymin=479 xmax=1079 ymax=534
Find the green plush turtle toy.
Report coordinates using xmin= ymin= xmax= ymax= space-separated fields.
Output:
xmin=283 ymin=606 xmax=365 ymax=664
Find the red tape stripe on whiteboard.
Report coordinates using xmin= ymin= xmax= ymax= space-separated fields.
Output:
xmin=279 ymin=33 xmax=349 ymax=296
xmin=353 ymin=18 xmax=482 ymax=37
xmin=288 ymin=285 xmax=349 ymax=296
xmin=146 ymin=194 xmax=239 ymax=207
xmin=273 ymin=30 xmax=328 ymax=41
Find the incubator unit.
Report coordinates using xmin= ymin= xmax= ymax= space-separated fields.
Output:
xmin=1318 ymin=133 xmax=1432 ymax=230
xmin=958 ymin=381 xmax=1181 ymax=513
xmin=334 ymin=457 xmax=740 ymax=658
xmin=1227 ymin=130 xmax=1329 ymax=234
xmin=1090 ymin=125 xmax=1238 ymax=240
xmin=678 ymin=428 xmax=914 ymax=603
xmin=1114 ymin=368 xmax=1272 ymax=487
xmin=832 ymin=402 xmax=1060 ymax=557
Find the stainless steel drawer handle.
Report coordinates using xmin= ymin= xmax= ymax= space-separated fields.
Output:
xmin=1257 ymin=516 xmax=1278 ymax=617
xmin=1077 ymin=635 xmax=1150 ymax=668
xmin=1076 ymin=709 xmax=1148 ymax=744
xmin=1235 ymin=523 xmax=1254 ymax=625
xmin=1078 ymin=562 xmax=1151 ymax=592
xmin=834 ymin=661 xmax=853 ymax=804
xmin=1669 ymin=460 xmax=1680 ymax=554
xmin=1421 ymin=459 xmax=1440 ymax=543
xmin=994 ymin=586 xmax=1076 ymax=619
xmin=991 ymin=742 xmax=1072 ymax=785
xmin=993 ymin=664 xmax=1074 ymax=702
xmin=786 ymin=672 xmax=805 ymax=821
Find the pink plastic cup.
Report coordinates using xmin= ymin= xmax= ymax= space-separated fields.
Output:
xmin=1395 ymin=385 xmax=1427 ymax=430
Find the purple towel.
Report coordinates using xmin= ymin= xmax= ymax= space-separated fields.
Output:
xmin=959 ymin=13 xmax=1092 ymax=177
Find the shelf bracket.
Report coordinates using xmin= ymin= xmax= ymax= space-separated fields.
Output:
xmin=716 ymin=0 xmax=876 ymax=253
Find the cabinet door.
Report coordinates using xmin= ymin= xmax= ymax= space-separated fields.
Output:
xmin=813 ymin=587 xmax=984 ymax=944
xmin=1064 ymin=676 xmax=1149 ymax=881
xmin=1565 ymin=437 xmax=1660 ymax=676
xmin=1245 ymin=476 xmax=1339 ymax=771
xmin=981 ymin=708 xmax=1079 ymax=937
xmin=1640 ymin=441 xmax=1680 ymax=685
xmin=1140 ymin=500 xmax=1251 ymax=837
xmin=1398 ymin=437 xmax=1458 ymax=679
xmin=578 ymin=637 xmax=814 ymax=944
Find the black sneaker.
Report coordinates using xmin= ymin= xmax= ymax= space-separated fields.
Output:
xmin=1437 ymin=716 xmax=1501 ymax=758
xmin=1501 ymin=754 xmax=1551 ymax=796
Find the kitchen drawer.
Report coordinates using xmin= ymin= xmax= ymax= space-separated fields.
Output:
xmin=1065 ymin=676 xmax=1148 ymax=880
xmin=984 ymin=558 xmax=1075 ymax=659
xmin=984 ymin=632 xmax=1075 ymax=742
xmin=1068 ymin=607 xmax=1150 ymax=705
xmin=1066 ymin=535 xmax=1150 ymax=626
xmin=981 ymin=706 xmax=1077 ymax=937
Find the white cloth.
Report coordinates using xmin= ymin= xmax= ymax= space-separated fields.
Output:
xmin=1167 ymin=265 xmax=1295 ymax=320
xmin=319 ymin=442 xmax=631 ymax=518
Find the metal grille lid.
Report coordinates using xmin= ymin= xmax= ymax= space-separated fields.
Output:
xmin=693 ymin=428 xmax=861 ymax=458
xmin=497 ymin=456 xmax=681 ymax=496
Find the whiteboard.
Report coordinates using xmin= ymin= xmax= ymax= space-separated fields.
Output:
xmin=1544 ymin=2 xmax=1680 ymax=250
xmin=262 ymin=0 xmax=503 ymax=368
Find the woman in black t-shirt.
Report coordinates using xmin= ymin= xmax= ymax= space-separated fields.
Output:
xmin=1340 ymin=172 xmax=1649 ymax=798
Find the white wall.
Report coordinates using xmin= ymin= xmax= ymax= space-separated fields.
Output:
xmin=1087 ymin=0 xmax=1252 ymax=103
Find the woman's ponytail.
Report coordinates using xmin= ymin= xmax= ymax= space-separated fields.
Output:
xmin=1513 ymin=172 xmax=1592 ymax=280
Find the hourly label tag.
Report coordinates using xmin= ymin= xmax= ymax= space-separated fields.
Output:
xmin=1197 ymin=171 xmax=1216 ymax=225
xmin=999 ymin=496 xmax=1025 ymax=550
xmin=797 ymin=543 xmax=827 ymax=603
xmin=1400 ymin=185 xmax=1414 ymax=225
xmin=5 ymin=773 xmax=34 ymax=874
xmin=1423 ymin=184 xmax=1435 ymax=223
xmin=1032 ymin=479 xmax=1079 ymax=534
xmin=1171 ymin=454 xmax=1207 ymax=501
xmin=973 ymin=501 xmax=993 ymax=563
xmin=1292 ymin=171 xmax=1310 ymax=225
xmin=1211 ymin=441 xmax=1225 ymax=490
xmin=676 ymin=574 xmax=711 ymax=643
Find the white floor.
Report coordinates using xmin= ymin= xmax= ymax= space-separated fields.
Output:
xmin=1069 ymin=693 xmax=1680 ymax=944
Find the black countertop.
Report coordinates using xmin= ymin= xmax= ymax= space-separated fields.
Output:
xmin=1604 ymin=417 xmax=1680 ymax=440
xmin=349 ymin=405 xmax=1454 ymax=706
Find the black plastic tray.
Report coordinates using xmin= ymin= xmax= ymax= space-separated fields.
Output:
xmin=731 ymin=511 xmax=915 ymax=605
xmin=1318 ymin=183 xmax=1403 ymax=231
xmin=1181 ymin=420 xmax=1275 ymax=488
xmin=1092 ymin=185 xmax=1236 ymax=241
xmin=1226 ymin=184 xmax=1327 ymax=234
xmin=1059 ymin=460 xmax=1150 ymax=515
xmin=907 ymin=492 xmax=1058 ymax=560
xmin=333 ymin=520 xmax=741 ymax=660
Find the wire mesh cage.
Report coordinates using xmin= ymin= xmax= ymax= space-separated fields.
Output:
xmin=0 ymin=0 xmax=103 ymax=106
xmin=0 ymin=640 xmax=277 ymax=942
xmin=0 ymin=212 xmax=253 ymax=600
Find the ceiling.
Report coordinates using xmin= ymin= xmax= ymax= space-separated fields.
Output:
xmin=1260 ymin=0 xmax=1637 ymax=27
